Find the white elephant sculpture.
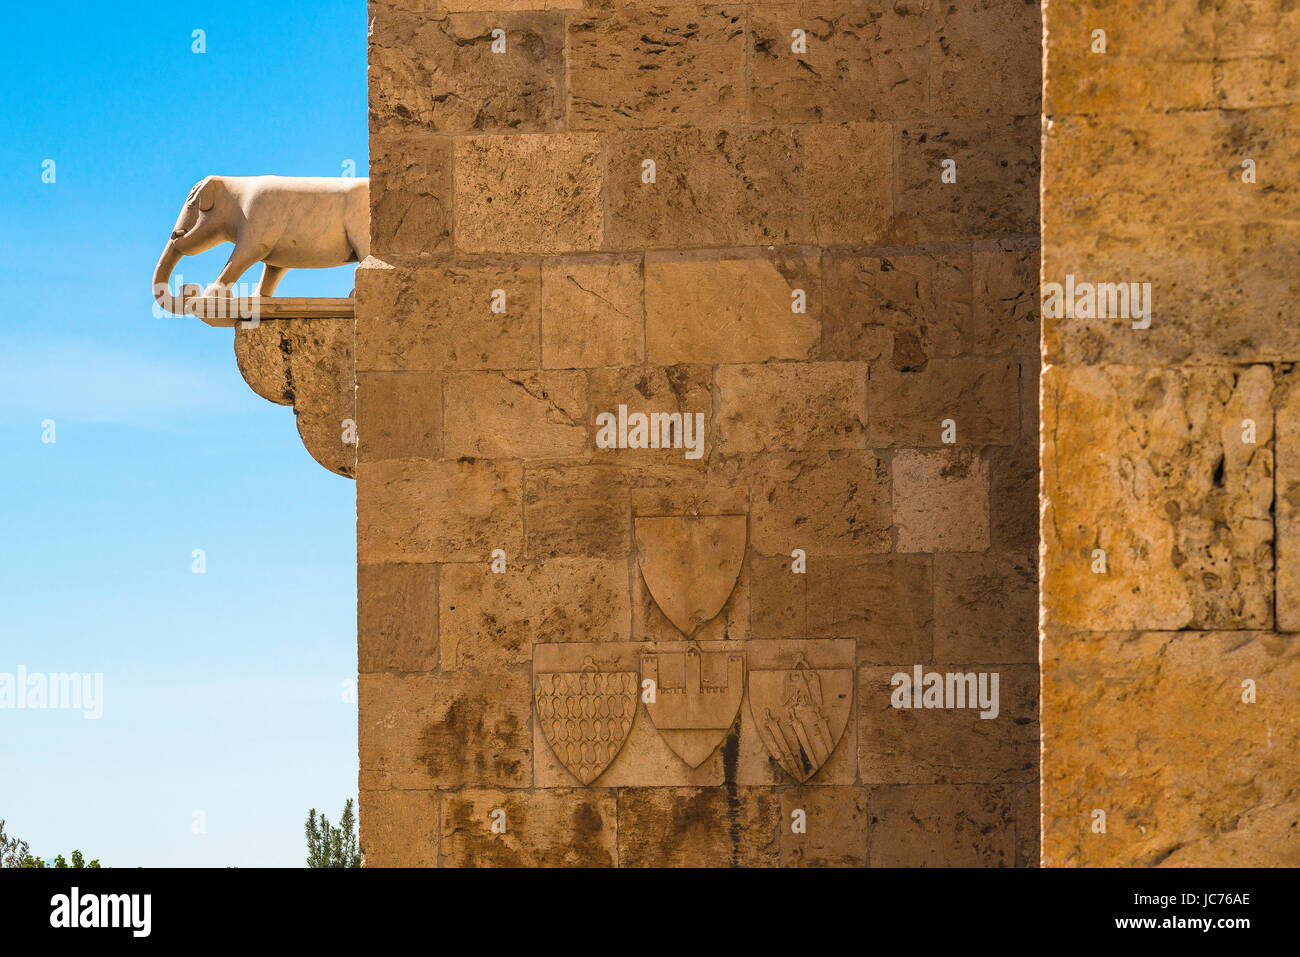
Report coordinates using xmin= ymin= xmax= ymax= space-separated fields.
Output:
xmin=152 ymin=175 xmax=369 ymax=316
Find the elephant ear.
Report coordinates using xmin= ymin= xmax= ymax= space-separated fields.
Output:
xmin=197 ymin=177 xmax=218 ymax=211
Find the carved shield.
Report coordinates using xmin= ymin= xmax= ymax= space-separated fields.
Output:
xmin=748 ymin=656 xmax=853 ymax=783
xmin=534 ymin=658 xmax=637 ymax=786
xmin=642 ymin=645 xmax=745 ymax=767
xmin=634 ymin=515 xmax=746 ymax=636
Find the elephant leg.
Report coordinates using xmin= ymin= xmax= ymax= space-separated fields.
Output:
xmin=257 ymin=263 xmax=287 ymax=297
xmin=203 ymin=243 xmax=268 ymax=297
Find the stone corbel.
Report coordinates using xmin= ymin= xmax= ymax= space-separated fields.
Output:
xmin=152 ymin=174 xmax=366 ymax=478
xmin=233 ymin=316 xmax=357 ymax=479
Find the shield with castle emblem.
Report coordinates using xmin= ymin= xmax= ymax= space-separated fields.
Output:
xmin=748 ymin=654 xmax=853 ymax=783
xmin=533 ymin=657 xmax=638 ymax=786
xmin=634 ymin=514 xmax=746 ymax=636
xmin=642 ymin=644 xmax=745 ymax=767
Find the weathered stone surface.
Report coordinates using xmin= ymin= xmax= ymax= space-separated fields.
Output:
xmin=893 ymin=449 xmax=990 ymax=553
xmin=617 ymin=788 xmax=781 ymax=866
xmin=443 ymin=370 xmax=588 ymax=459
xmin=605 ymin=127 xmax=806 ymax=248
xmin=1043 ymin=111 xmax=1300 ymax=365
xmin=748 ymin=2 xmax=928 ymax=123
xmin=645 ymin=254 xmax=820 ymax=365
xmin=523 ymin=464 xmax=631 ymax=559
xmin=1041 ymin=364 xmax=1274 ymax=631
xmin=751 ymin=554 xmax=932 ymax=663
xmin=359 ymin=672 xmax=531 ymax=789
xmin=716 ymin=362 xmax=868 ymax=453
xmin=820 ymin=251 xmax=971 ymax=367
xmin=802 ymin=122 xmax=893 ymax=245
xmin=358 ymin=459 xmax=524 ymax=564
xmin=355 ymin=259 xmax=541 ymax=372
xmin=1042 ymin=630 xmax=1300 ymax=867
xmin=934 ymin=550 xmax=1036 ymax=664
xmin=358 ymin=562 xmax=439 ymax=673
xmin=541 ymin=257 xmax=644 ymax=368
xmin=588 ymin=365 xmax=714 ymax=467
xmin=439 ymin=558 xmax=630 ymax=669
xmin=440 ymin=789 xmax=617 ymax=867
xmin=780 ymin=787 xmax=868 ymax=867
xmin=868 ymin=785 xmax=1017 ymax=867
xmin=859 ymin=664 xmax=1037 ymax=785
xmin=360 ymin=789 xmax=439 ymax=868
xmin=894 ymin=116 xmax=1039 ymax=243
xmin=234 ymin=317 xmax=356 ymax=478
xmin=356 ymin=371 xmax=442 ymax=462
xmin=369 ymin=9 xmax=565 ymax=133
xmin=989 ymin=368 xmax=1038 ymax=555
xmin=973 ymin=239 xmax=1038 ymax=358
xmin=869 ymin=359 xmax=1019 ymax=448
xmin=1014 ymin=779 xmax=1039 ymax=868
xmin=932 ymin=0 xmax=1040 ymax=117
xmin=1276 ymin=369 xmax=1300 ymax=631
xmin=567 ymin=4 xmax=746 ymax=129
xmin=350 ymin=0 xmax=1045 ymax=868
xmin=749 ymin=451 xmax=892 ymax=556
xmin=368 ymin=133 xmax=453 ymax=258
xmin=455 ymin=134 xmax=604 ymax=253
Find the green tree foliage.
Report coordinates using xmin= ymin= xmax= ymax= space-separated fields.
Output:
xmin=306 ymin=798 xmax=361 ymax=868
xmin=0 ymin=820 xmax=30 ymax=868
xmin=19 ymin=849 xmax=100 ymax=868
xmin=4 ymin=815 xmax=103 ymax=868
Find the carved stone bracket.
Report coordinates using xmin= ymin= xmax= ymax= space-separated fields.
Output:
xmin=232 ymin=316 xmax=356 ymax=478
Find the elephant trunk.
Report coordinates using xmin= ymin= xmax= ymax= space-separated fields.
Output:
xmin=152 ymin=241 xmax=187 ymax=316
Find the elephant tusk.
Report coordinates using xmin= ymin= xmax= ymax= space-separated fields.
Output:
xmin=151 ymin=240 xmax=188 ymax=317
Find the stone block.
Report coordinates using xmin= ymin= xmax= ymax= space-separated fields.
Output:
xmin=779 ymin=786 xmax=868 ymax=867
xmin=442 ymin=370 xmax=588 ymax=459
xmin=716 ymin=362 xmax=868 ymax=453
xmin=605 ymin=126 xmax=806 ymax=248
xmin=440 ymin=789 xmax=617 ymax=867
xmin=803 ymin=122 xmax=894 ymax=245
xmin=1042 ymin=630 xmax=1300 ymax=866
xmin=360 ymin=789 xmax=439 ymax=867
xmin=820 ymin=251 xmax=971 ymax=368
xmin=892 ymin=449 xmax=991 ymax=553
xmin=355 ymin=260 xmax=541 ymax=372
xmin=359 ymin=672 xmax=531 ymax=789
xmin=868 ymin=358 xmax=1019 ymax=448
xmin=357 ymin=459 xmax=524 ymax=564
xmin=369 ymin=9 xmax=565 ymax=133
xmin=749 ymin=451 xmax=892 ymax=556
xmin=868 ymin=785 xmax=1016 ymax=867
xmin=1041 ymin=364 xmax=1274 ymax=631
xmin=567 ymin=3 xmax=746 ymax=128
xmin=356 ymin=371 xmax=443 ymax=462
xmin=358 ymin=562 xmax=439 ymax=672
xmin=455 ymin=133 xmax=604 ymax=253
xmin=368 ymin=133 xmax=453 ymax=258
xmin=439 ymin=558 xmax=631 ymax=669
xmin=645 ymin=253 xmax=821 ymax=365
xmin=541 ymin=257 xmax=644 ymax=369
xmin=523 ymin=464 xmax=632 ymax=559
xmin=859 ymin=664 xmax=1038 ymax=785
xmin=748 ymin=2 xmax=928 ymax=123
xmin=617 ymin=787 xmax=781 ymax=866
xmin=894 ymin=116 xmax=1039 ymax=243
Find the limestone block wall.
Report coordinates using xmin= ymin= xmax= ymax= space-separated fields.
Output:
xmin=1041 ymin=2 xmax=1300 ymax=865
xmin=356 ymin=0 xmax=1041 ymax=867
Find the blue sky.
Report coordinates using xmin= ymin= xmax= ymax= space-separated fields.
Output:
xmin=0 ymin=1 xmax=366 ymax=866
